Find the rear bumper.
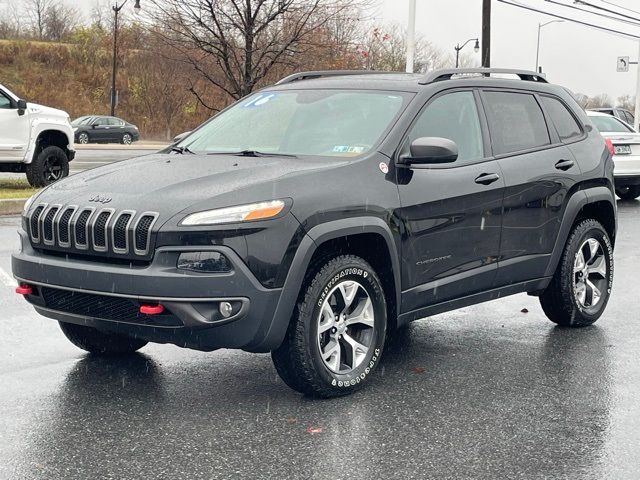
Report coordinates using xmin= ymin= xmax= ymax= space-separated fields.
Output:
xmin=11 ymin=229 xmax=282 ymax=351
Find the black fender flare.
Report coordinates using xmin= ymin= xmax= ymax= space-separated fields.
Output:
xmin=544 ymin=186 xmax=616 ymax=278
xmin=246 ymin=217 xmax=401 ymax=352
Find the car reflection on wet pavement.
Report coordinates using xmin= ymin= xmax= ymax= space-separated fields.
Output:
xmin=1 ymin=201 xmax=639 ymax=479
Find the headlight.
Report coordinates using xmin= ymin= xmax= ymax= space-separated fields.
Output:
xmin=181 ymin=200 xmax=286 ymax=226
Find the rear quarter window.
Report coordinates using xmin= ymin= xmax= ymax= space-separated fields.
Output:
xmin=482 ymin=91 xmax=550 ymax=155
xmin=540 ymin=96 xmax=583 ymax=142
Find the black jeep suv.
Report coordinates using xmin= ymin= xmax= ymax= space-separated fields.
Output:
xmin=12 ymin=69 xmax=616 ymax=397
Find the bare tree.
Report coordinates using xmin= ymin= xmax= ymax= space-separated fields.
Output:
xmin=24 ymin=0 xmax=54 ymax=39
xmin=147 ymin=0 xmax=369 ymax=103
xmin=617 ymin=94 xmax=636 ymax=111
xmin=45 ymin=3 xmax=80 ymax=41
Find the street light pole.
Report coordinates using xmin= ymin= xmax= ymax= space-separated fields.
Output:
xmin=110 ymin=0 xmax=141 ymax=116
xmin=535 ymin=19 xmax=563 ymax=73
xmin=405 ymin=0 xmax=416 ymax=73
xmin=454 ymin=38 xmax=480 ymax=68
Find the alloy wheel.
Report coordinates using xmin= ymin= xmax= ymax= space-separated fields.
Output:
xmin=44 ymin=155 xmax=64 ymax=182
xmin=123 ymin=134 xmax=132 ymax=145
xmin=317 ymin=280 xmax=375 ymax=374
xmin=573 ymin=238 xmax=607 ymax=309
xmin=78 ymin=133 xmax=89 ymax=144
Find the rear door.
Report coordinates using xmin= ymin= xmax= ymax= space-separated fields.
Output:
xmin=396 ymin=89 xmax=504 ymax=314
xmin=0 ymin=89 xmax=30 ymax=162
xmin=481 ymin=90 xmax=584 ymax=286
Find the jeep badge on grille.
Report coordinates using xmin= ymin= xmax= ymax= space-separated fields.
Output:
xmin=89 ymin=195 xmax=112 ymax=204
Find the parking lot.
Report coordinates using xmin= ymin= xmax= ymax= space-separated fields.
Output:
xmin=0 ymin=200 xmax=638 ymax=479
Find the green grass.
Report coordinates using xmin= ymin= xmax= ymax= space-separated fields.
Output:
xmin=0 ymin=179 xmax=40 ymax=200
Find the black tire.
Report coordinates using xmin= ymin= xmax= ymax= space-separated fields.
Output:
xmin=540 ymin=219 xmax=613 ymax=327
xmin=122 ymin=133 xmax=133 ymax=145
xmin=26 ymin=145 xmax=69 ymax=187
xmin=272 ymin=255 xmax=387 ymax=398
xmin=59 ymin=321 xmax=148 ymax=355
xmin=78 ymin=132 xmax=90 ymax=144
xmin=615 ymin=186 xmax=640 ymax=200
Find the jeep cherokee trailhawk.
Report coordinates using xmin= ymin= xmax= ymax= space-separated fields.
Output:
xmin=12 ymin=69 xmax=617 ymax=397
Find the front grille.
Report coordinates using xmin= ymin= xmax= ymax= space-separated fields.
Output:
xmin=28 ymin=204 xmax=158 ymax=258
xmin=40 ymin=287 xmax=182 ymax=327
xmin=42 ymin=207 xmax=59 ymax=243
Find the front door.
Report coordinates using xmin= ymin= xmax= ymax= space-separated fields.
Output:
xmin=396 ymin=90 xmax=504 ymax=315
xmin=0 ymin=89 xmax=30 ymax=162
xmin=91 ymin=117 xmax=114 ymax=142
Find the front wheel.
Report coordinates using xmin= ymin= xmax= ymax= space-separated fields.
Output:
xmin=78 ymin=132 xmax=89 ymax=144
xmin=540 ymin=219 xmax=613 ymax=327
xmin=615 ymin=185 xmax=640 ymax=200
xmin=272 ymin=255 xmax=387 ymax=397
xmin=59 ymin=322 xmax=148 ymax=355
xmin=26 ymin=145 xmax=69 ymax=187
xmin=122 ymin=133 xmax=133 ymax=145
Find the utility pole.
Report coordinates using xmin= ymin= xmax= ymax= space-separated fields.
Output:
xmin=406 ymin=0 xmax=416 ymax=73
xmin=482 ymin=0 xmax=491 ymax=67
xmin=635 ymin=39 xmax=640 ymax=132
xmin=110 ymin=0 xmax=141 ymax=116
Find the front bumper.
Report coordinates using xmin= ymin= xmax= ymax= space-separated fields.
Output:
xmin=12 ymin=229 xmax=281 ymax=351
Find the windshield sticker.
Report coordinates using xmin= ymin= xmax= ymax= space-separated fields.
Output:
xmin=332 ymin=145 xmax=366 ymax=154
xmin=243 ymin=93 xmax=277 ymax=108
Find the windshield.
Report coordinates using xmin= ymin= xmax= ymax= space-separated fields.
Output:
xmin=72 ymin=116 xmax=94 ymax=126
xmin=178 ymin=90 xmax=409 ymax=157
xmin=590 ymin=115 xmax=634 ymax=133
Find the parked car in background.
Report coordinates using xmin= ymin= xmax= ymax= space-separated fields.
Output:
xmin=0 ymin=82 xmax=74 ymax=187
xmin=588 ymin=107 xmax=635 ymax=127
xmin=72 ymin=115 xmax=140 ymax=145
xmin=587 ymin=111 xmax=640 ymax=200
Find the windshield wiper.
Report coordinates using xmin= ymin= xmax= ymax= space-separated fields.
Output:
xmin=170 ymin=146 xmax=195 ymax=154
xmin=207 ymin=150 xmax=298 ymax=158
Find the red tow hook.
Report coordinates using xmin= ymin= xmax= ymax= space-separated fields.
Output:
xmin=15 ymin=284 xmax=33 ymax=295
xmin=140 ymin=304 xmax=165 ymax=315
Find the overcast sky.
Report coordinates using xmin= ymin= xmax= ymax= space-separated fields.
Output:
xmin=380 ymin=0 xmax=640 ymax=99
xmin=3 ymin=0 xmax=639 ymax=99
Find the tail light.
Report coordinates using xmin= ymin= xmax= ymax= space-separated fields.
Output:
xmin=605 ymin=138 xmax=615 ymax=157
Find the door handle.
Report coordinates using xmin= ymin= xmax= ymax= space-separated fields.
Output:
xmin=555 ymin=159 xmax=574 ymax=171
xmin=475 ymin=173 xmax=500 ymax=185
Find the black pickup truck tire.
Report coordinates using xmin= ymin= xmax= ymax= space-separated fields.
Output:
xmin=59 ymin=322 xmax=148 ymax=355
xmin=26 ymin=145 xmax=69 ymax=187
xmin=272 ymin=255 xmax=387 ymax=398
xmin=540 ymin=219 xmax=613 ymax=327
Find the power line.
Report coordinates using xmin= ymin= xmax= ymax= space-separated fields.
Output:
xmin=573 ymin=0 xmax=640 ymax=23
xmin=544 ymin=0 xmax=640 ymax=27
xmin=599 ymin=0 xmax=640 ymax=17
xmin=497 ymin=0 xmax=640 ymax=39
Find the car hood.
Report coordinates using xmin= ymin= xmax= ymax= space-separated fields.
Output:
xmin=37 ymin=153 xmax=341 ymax=220
xmin=27 ymin=102 xmax=69 ymax=120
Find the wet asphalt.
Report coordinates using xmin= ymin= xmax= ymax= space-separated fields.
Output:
xmin=0 ymin=202 xmax=639 ymax=479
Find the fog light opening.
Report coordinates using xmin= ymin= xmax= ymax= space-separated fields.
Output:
xmin=219 ymin=301 xmax=233 ymax=318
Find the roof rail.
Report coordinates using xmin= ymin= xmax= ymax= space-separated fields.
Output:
xmin=420 ymin=68 xmax=548 ymax=85
xmin=275 ymin=70 xmax=404 ymax=85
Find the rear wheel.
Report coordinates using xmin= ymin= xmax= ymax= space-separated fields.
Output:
xmin=615 ymin=185 xmax=640 ymax=200
xmin=540 ymin=219 xmax=613 ymax=327
xmin=272 ymin=255 xmax=387 ymax=397
xmin=26 ymin=145 xmax=69 ymax=187
xmin=59 ymin=322 xmax=147 ymax=355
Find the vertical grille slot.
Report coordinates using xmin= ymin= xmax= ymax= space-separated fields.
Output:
xmin=113 ymin=213 xmax=133 ymax=252
xmin=92 ymin=211 xmax=112 ymax=250
xmin=74 ymin=209 xmax=93 ymax=248
xmin=29 ymin=205 xmax=45 ymax=242
xmin=57 ymin=208 xmax=75 ymax=246
xmin=134 ymin=214 xmax=156 ymax=254
xmin=42 ymin=207 xmax=59 ymax=243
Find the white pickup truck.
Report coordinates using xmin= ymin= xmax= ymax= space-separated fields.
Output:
xmin=0 ymin=83 xmax=75 ymax=187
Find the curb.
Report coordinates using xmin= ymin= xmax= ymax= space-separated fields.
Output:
xmin=0 ymin=198 xmax=26 ymax=216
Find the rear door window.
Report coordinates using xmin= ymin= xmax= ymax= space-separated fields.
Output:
xmin=540 ymin=96 xmax=582 ymax=142
xmin=483 ymin=91 xmax=550 ymax=155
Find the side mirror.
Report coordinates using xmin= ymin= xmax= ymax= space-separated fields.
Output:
xmin=17 ymin=99 xmax=27 ymax=116
xmin=173 ymin=131 xmax=191 ymax=144
xmin=91 ymin=123 xmax=98 ymax=128
xmin=403 ymin=137 xmax=458 ymax=165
